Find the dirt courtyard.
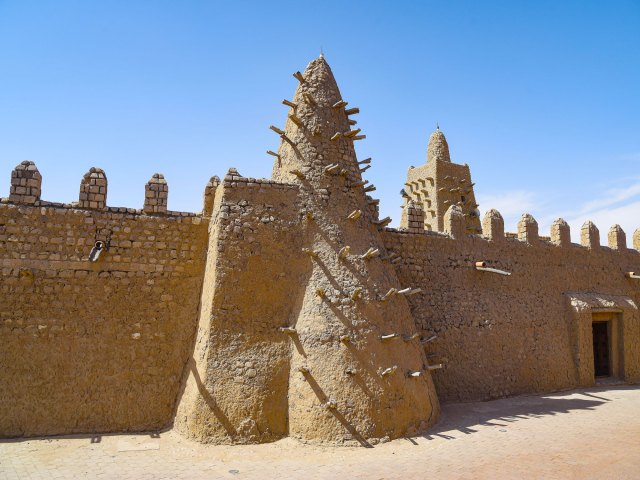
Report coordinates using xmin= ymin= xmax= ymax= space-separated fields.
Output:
xmin=1 ymin=385 xmax=639 ymax=480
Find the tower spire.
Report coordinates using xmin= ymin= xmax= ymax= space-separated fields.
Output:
xmin=271 ymin=56 xmax=358 ymax=186
xmin=427 ymin=126 xmax=450 ymax=163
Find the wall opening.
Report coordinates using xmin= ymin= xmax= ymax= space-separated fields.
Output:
xmin=567 ymin=294 xmax=638 ymax=387
xmin=592 ymin=321 xmax=610 ymax=377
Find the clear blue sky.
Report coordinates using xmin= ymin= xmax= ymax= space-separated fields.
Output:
xmin=1 ymin=1 xmax=639 ymax=240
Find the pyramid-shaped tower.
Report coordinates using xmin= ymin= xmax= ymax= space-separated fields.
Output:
xmin=175 ymin=56 xmax=439 ymax=446
xmin=272 ymin=56 xmax=440 ymax=443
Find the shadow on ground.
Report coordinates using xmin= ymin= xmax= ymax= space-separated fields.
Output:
xmin=1 ymin=385 xmax=638 ymax=449
xmin=413 ymin=385 xmax=638 ymax=442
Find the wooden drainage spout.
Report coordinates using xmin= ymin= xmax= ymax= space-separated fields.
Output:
xmin=625 ymin=272 xmax=640 ymax=279
xmin=474 ymin=261 xmax=511 ymax=276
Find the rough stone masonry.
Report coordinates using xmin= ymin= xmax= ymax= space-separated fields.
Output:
xmin=1 ymin=56 xmax=639 ymax=445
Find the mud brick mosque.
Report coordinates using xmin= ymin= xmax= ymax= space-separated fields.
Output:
xmin=1 ymin=56 xmax=639 ymax=446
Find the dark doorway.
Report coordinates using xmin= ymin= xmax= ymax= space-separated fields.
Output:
xmin=592 ymin=322 xmax=610 ymax=377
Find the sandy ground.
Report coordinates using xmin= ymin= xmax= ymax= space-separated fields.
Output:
xmin=1 ymin=385 xmax=639 ymax=480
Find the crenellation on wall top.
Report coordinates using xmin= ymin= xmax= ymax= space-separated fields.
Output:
xmin=9 ymin=160 xmax=42 ymax=205
xmin=79 ymin=167 xmax=108 ymax=210
xmin=386 ymin=203 xmax=640 ymax=254
xmin=144 ymin=173 xmax=169 ymax=215
xmin=608 ymin=224 xmax=626 ymax=251
xmin=444 ymin=204 xmax=465 ymax=239
xmin=482 ymin=209 xmax=504 ymax=241
xmin=581 ymin=221 xmax=600 ymax=249
xmin=3 ymin=162 xmax=206 ymax=216
xmin=3 ymin=163 xmax=637 ymax=254
xmin=404 ymin=200 xmax=425 ymax=234
xmin=517 ymin=213 xmax=539 ymax=244
xmin=550 ymin=218 xmax=571 ymax=246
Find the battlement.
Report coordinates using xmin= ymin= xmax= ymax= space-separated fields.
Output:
xmin=381 ymin=213 xmax=640 ymax=402
xmin=396 ymin=205 xmax=640 ymax=254
xmin=3 ymin=161 xmax=210 ymax=217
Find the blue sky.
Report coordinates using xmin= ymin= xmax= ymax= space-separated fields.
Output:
xmin=1 ymin=1 xmax=639 ymax=241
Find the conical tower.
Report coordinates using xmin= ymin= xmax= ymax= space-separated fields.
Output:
xmin=271 ymin=56 xmax=440 ymax=443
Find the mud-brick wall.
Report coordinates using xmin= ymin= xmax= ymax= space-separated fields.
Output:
xmin=0 ymin=203 xmax=209 ymax=437
xmin=176 ymin=175 xmax=308 ymax=444
xmin=383 ymin=230 xmax=640 ymax=403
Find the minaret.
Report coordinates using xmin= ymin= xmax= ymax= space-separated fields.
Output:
xmin=272 ymin=56 xmax=440 ymax=443
xmin=400 ymin=127 xmax=481 ymax=234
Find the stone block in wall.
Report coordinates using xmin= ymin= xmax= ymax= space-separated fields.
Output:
xmin=482 ymin=209 xmax=504 ymax=240
xmin=517 ymin=213 xmax=538 ymax=243
xmin=444 ymin=204 xmax=465 ymax=239
xmin=9 ymin=161 xmax=41 ymax=205
xmin=581 ymin=221 xmax=600 ymax=249
xmin=203 ymin=175 xmax=220 ymax=216
xmin=550 ymin=218 xmax=571 ymax=246
xmin=608 ymin=224 xmax=626 ymax=251
xmin=79 ymin=167 xmax=107 ymax=210
xmin=144 ymin=173 xmax=168 ymax=215
xmin=635 ymin=229 xmax=640 ymax=251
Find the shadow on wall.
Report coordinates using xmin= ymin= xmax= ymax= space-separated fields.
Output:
xmin=189 ymin=358 xmax=238 ymax=438
xmin=413 ymin=386 xmax=637 ymax=442
xmin=302 ymin=372 xmax=373 ymax=448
